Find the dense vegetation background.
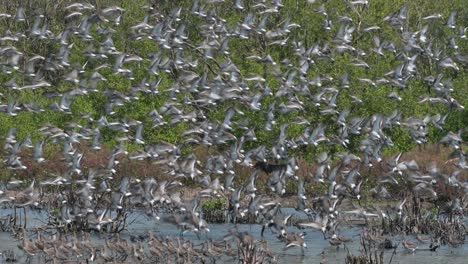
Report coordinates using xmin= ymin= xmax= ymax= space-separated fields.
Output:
xmin=0 ymin=0 xmax=466 ymax=181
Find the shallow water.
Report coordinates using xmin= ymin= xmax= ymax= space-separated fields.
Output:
xmin=0 ymin=208 xmax=467 ymax=263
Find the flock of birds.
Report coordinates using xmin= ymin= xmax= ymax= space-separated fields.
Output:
xmin=13 ymin=229 xmax=280 ymax=264
xmin=0 ymin=0 xmax=466 ymax=263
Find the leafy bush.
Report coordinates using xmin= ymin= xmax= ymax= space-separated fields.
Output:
xmin=201 ymin=197 xmax=227 ymax=211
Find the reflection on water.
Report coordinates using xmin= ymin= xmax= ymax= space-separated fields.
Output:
xmin=0 ymin=208 xmax=467 ymax=263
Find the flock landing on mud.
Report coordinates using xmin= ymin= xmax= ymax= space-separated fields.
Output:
xmin=0 ymin=0 xmax=467 ymax=263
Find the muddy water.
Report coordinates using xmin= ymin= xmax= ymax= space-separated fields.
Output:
xmin=0 ymin=208 xmax=466 ymax=263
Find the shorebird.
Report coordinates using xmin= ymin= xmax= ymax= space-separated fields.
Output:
xmin=279 ymin=232 xmax=307 ymax=255
xmin=416 ymin=234 xmax=431 ymax=243
xmin=261 ymin=213 xmax=292 ymax=237
xmin=298 ymin=214 xmax=329 ymax=239
xmin=328 ymin=234 xmax=352 ymax=249
xmin=402 ymin=237 xmax=418 ymax=253
xmin=17 ymin=230 xmax=38 ymax=256
xmin=429 ymin=237 xmax=441 ymax=251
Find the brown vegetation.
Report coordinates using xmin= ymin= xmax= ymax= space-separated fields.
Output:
xmin=1 ymin=143 xmax=465 ymax=202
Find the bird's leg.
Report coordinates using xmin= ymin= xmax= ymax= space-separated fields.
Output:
xmin=23 ymin=207 xmax=27 ymax=229
xmin=13 ymin=206 xmax=17 ymax=227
